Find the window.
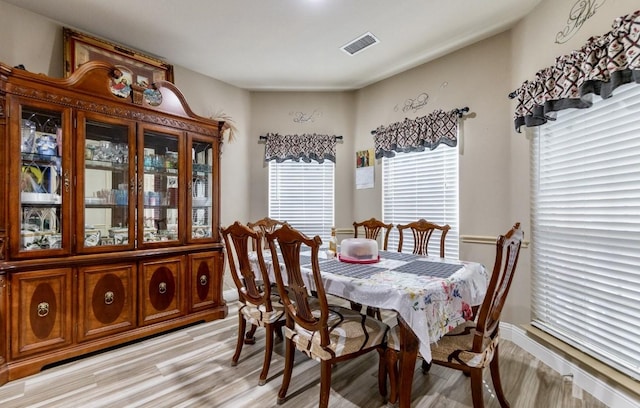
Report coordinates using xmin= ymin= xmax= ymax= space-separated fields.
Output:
xmin=382 ymin=146 xmax=459 ymax=258
xmin=531 ymin=83 xmax=640 ymax=380
xmin=268 ymin=160 xmax=334 ymax=242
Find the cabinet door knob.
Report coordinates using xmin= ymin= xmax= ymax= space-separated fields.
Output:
xmin=104 ymin=291 xmax=115 ymax=305
xmin=199 ymin=274 xmax=208 ymax=286
xmin=158 ymin=282 xmax=167 ymax=294
xmin=37 ymin=302 xmax=50 ymax=317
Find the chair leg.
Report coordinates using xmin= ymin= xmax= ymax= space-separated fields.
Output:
xmin=366 ymin=306 xmax=382 ymax=320
xmin=470 ymin=367 xmax=485 ymax=408
xmin=349 ymin=301 xmax=364 ymax=313
xmin=231 ymin=313 xmax=246 ymax=366
xmin=244 ymin=323 xmax=258 ymax=344
xmin=421 ymin=359 xmax=431 ymax=374
xmin=490 ymin=345 xmax=510 ymax=408
xmin=259 ymin=324 xmax=274 ymax=386
xmin=319 ymin=360 xmax=332 ymax=408
xmin=277 ymin=337 xmax=295 ymax=405
xmin=385 ymin=348 xmax=399 ymax=405
xmin=377 ymin=348 xmax=387 ymax=398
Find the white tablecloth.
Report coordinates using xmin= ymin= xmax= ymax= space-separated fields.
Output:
xmin=249 ymin=249 xmax=488 ymax=361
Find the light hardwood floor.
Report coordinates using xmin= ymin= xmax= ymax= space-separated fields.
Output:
xmin=0 ymin=301 xmax=608 ymax=408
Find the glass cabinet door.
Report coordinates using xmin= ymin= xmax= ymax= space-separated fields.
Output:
xmin=14 ymin=102 xmax=71 ymax=257
xmin=188 ymin=135 xmax=215 ymax=242
xmin=77 ymin=112 xmax=135 ymax=252
xmin=139 ymin=126 xmax=182 ymax=246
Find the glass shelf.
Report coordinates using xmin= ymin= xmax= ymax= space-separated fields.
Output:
xmin=19 ymin=107 xmax=64 ymax=253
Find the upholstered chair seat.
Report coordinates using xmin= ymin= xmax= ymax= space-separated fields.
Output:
xmin=239 ymin=294 xmax=286 ymax=327
xmin=284 ymin=305 xmax=389 ymax=361
xmin=386 ymin=320 xmax=498 ymax=369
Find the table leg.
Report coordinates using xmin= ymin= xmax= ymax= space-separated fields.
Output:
xmin=398 ymin=317 xmax=419 ymax=408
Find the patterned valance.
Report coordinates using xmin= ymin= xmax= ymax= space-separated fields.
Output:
xmin=373 ymin=109 xmax=459 ymax=159
xmin=263 ymin=133 xmax=337 ymax=163
xmin=512 ymin=9 xmax=640 ymax=132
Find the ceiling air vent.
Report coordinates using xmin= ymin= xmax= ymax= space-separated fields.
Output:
xmin=341 ymin=32 xmax=379 ymax=56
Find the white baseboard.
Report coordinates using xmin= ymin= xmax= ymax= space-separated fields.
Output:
xmin=500 ymin=323 xmax=640 ymax=408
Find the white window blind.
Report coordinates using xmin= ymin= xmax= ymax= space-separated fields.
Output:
xmin=382 ymin=146 xmax=459 ymax=258
xmin=531 ymin=83 xmax=640 ymax=380
xmin=268 ymin=160 xmax=334 ymax=243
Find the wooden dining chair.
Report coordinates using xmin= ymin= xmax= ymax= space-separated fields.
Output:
xmin=353 ymin=217 xmax=393 ymax=250
xmin=383 ymin=222 xmax=524 ymax=407
xmin=351 ymin=218 xmax=394 ymax=320
xmin=247 ymin=216 xmax=288 ymax=250
xmin=396 ymin=218 xmax=450 ymax=256
xmin=221 ymin=221 xmax=285 ymax=386
xmin=265 ymin=224 xmax=390 ymax=408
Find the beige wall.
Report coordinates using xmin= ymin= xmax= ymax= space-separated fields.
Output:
xmin=0 ymin=1 xmax=63 ymax=77
xmin=248 ymin=91 xmax=356 ymax=228
xmin=2 ymin=0 xmax=639 ymax=325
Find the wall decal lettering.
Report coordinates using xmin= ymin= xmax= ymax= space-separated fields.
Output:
xmin=394 ymin=92 xmax=430 ymax=113
xmin=555 ymin=0 xmax=607 ymax=44
xmin=289 ymin=110 xmax=321 ymax=123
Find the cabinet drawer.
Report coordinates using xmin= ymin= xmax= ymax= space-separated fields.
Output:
xmin=188 ymin=250 xmax=223 ymax=311
xmin=139 ymin=256 xmax=184 ymax=325
xmin=77 ymin=263 xmax=136 ymax=342
xmin=10 ymin=269 xmax=73 ymax=359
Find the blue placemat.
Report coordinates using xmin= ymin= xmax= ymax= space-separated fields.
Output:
xmin=262 ymin=251 xmax=311 ymax=267
xmin=392 ymin=260 xmax=462 ymax=278
xmin=299 ymin=255 xmax=311 ymax=266
xmin=379 ymin=251 xmax=420 ymax=262
xmin=318 ymin=260 xmax=385 ymax=279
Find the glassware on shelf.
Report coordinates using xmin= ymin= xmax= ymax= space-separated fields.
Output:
xmin=21 ymin=119 xmax=36 ymax=153
xmin=35 ymin=133 xmax=57 ymax=156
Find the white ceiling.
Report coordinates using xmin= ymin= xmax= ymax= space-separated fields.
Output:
xmin=5 ymin=0 xmax=542 ymax=91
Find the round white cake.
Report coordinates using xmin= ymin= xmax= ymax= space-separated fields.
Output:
xmin=339 ymin=238 xmax=379 ymax=263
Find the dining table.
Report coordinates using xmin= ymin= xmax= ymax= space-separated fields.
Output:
xmin=249 ymin=248 xmax=488 ymax=408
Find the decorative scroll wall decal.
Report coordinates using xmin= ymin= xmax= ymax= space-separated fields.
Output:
xmin=394 ymin=92 xmax=430 ymax=113
xmin=555 ymin=0 xmax=607 ymax=44
xmin=289 ymin=109 xmax=321 ymax=123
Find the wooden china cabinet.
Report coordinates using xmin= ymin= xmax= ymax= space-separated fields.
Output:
xmin=0 ymin=60 xmax=227 ymax=384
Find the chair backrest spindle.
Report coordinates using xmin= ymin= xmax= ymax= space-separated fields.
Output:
xmin=353 ymin=218 xmax=393 ymax=250
xmin=221 ymin=221 xmax=272 ymax=309
xmin=473 ymin=222 xmax=523 ymax=351
xmin=248 ymin=217 xmax=288 ymax=250
xmin=397 ymin=219 xmax=450 ymax=257
xmin=266 ymin=224 xmax=330 ymax=343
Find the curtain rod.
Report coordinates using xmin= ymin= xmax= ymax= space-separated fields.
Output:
xmin=370 ymin=106 xmax=470 ymax=134
xmin=453 ymin=106 xmax=469 ymax=117
xmin=259 ymin=135 xmax=343 ymax=141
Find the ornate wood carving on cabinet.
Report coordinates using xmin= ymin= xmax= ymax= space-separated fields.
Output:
xmin=0 ymin=60 xmax=227 ymax=384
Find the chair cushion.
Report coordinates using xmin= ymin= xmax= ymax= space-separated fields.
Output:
xmin=284 ymin=305 xmax=389 ymax=361
xmin=240 ymin=294 xmax=285 ymax=326
xmin=387 ymin=320 xmax=499 ymax=369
